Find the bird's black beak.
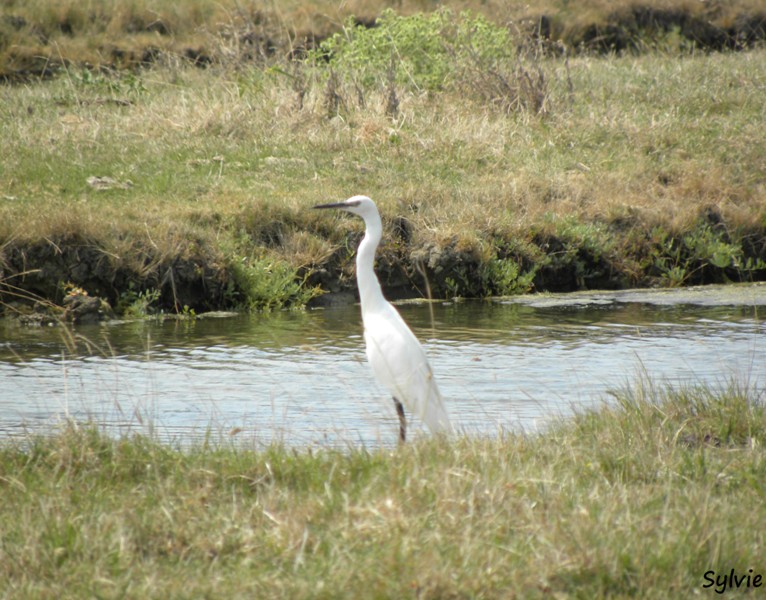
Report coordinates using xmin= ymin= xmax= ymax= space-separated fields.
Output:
xmin=313 ymin=202 xmax=347 ymax=210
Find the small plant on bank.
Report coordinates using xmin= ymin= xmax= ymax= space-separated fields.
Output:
xmin=480 ymin=256 xmax=536 ymax=296
xmin=72 ymin=68 xmax=147 ymax=97
xmin=225 ymin=254 xmax=319 ymax=311
xmin=650 ymin=222 xmax=766 ymax=287
xmin=116 ymin=284 xmax=161 ymax=317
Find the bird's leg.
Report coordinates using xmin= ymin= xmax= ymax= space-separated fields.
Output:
xmin=393 ymin=397 xmax=406 ymax=444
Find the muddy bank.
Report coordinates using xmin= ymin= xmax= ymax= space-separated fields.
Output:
xmin=3 ymin=215 xmax=765 ymax=320
xmin=308 ymin=222 xmax=766 ymax=307
xmin=0 ymin=235 xmax=230 ymax=322
xmin=502 ymin=282 xmax=766 ymax=309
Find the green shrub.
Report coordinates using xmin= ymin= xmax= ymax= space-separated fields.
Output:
xmin=308 ymin=8 xmax=551 ymax=113
xmin=481 ymin=256 xmax=536 ymax=296
xmin=117 ymin=284 xmax=161 ymax=317
xmin=226 ymin=255 xmax=319 ymax=311
xmin=315 ymin=10 xmax=449 ymax=91
xmin=651 ymin=223 xmax=766 ymax=286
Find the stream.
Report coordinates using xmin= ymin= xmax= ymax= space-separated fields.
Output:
xmin=1 ymin=283 xmax=763 ymax=448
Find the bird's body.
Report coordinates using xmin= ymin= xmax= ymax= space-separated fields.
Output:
xmin=314 ymin=195 xmax=452 ymax=441
xmin=362 ymin=297 xmax=452 ymax=434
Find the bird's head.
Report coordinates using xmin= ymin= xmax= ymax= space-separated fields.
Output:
xmin=313 ymin=195 xmax=379 ymax=220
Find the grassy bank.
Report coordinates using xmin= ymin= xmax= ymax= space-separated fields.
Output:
xmin=2 ymin=0 xmax=765 ymax=81
xmin=1 ymin=4 xmax=766 ymax=317
xmin=0 ymin=381 xmax=764 ymax=597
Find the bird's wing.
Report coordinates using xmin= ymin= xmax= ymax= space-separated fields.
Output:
xmin=363 ymin=305 xmax=453 ymax=433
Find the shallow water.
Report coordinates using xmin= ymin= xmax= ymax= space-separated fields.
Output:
xmin=1 ymin=284 xmax=764 ymax=448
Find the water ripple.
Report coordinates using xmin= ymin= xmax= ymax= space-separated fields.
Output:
xmin=0 ymin=296 xmax=763 ymax=447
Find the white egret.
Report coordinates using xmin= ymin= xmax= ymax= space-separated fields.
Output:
xmin=314 ymin=195 xmax=453 ymax=443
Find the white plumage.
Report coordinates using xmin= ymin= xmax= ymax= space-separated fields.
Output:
xmin=314 ymin=195 xmax=453 ymax=441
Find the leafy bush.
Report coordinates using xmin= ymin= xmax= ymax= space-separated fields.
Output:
xmin=314 ymin=10 xmax=452 ymax=91
xmin=310 ymin=9 xmax=550 ymax=113
xmin=116 ymin=284 xmax=161 ymax=316
xmin=650 ymin=223 xmax=766 ymax=286
xmin=480 ymin=256 xmax=536 ymax=296
xmin=226 ymin=255 xmax=318 ymax=311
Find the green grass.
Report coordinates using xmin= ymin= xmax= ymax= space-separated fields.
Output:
xmin=0 ymin=380 xmax=764 ymax=598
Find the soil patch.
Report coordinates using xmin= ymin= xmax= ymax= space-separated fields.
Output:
xmin=1 ymin=235 xmax=229 ymax=317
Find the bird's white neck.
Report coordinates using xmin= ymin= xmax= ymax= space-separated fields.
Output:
xmin=356 ymin=211 xmax=386 ymax=315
